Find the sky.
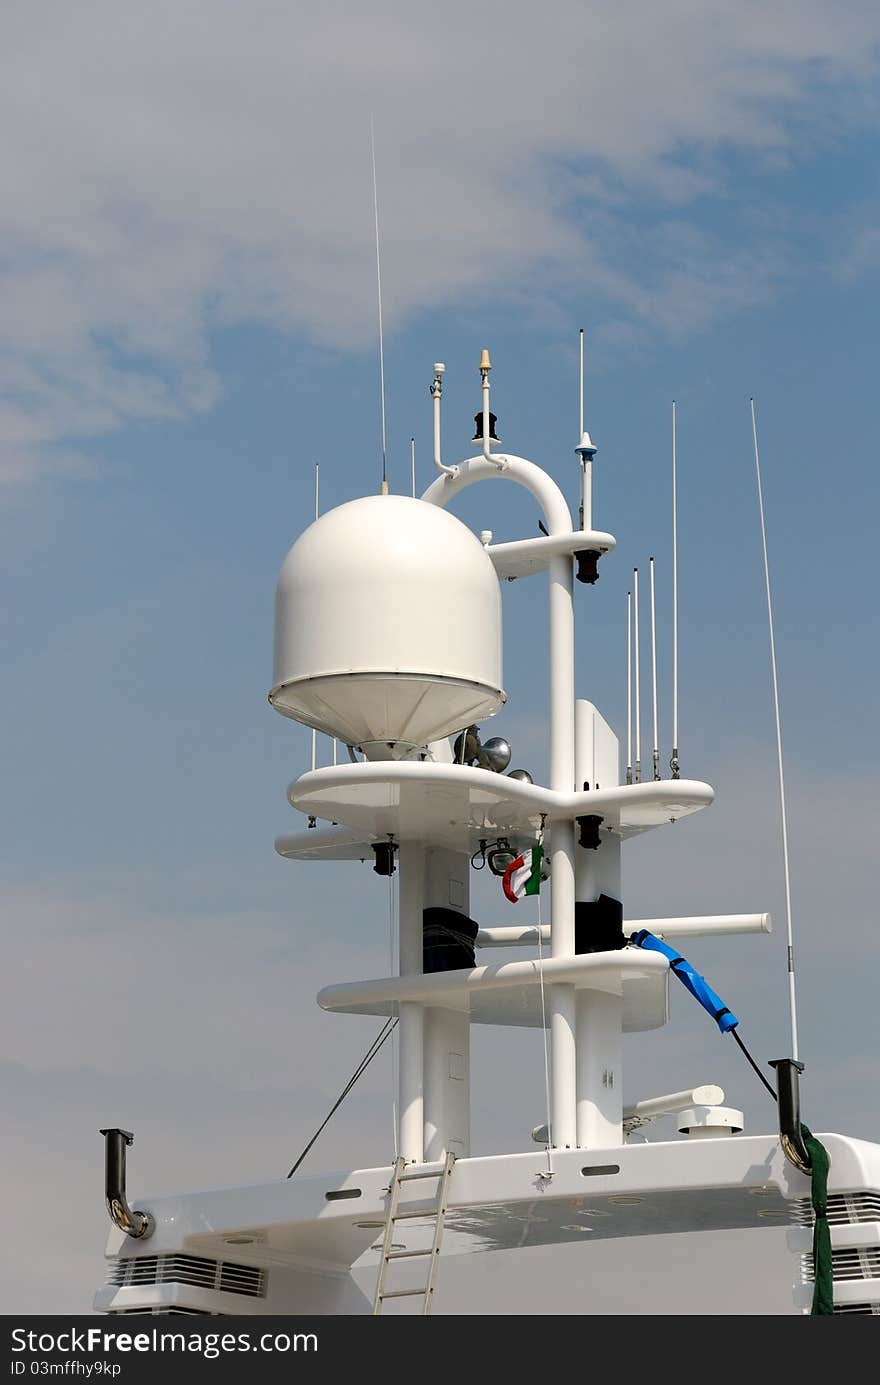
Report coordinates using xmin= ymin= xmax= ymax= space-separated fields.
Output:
xmin=2 ymin=0 xmax=880 ymax=1315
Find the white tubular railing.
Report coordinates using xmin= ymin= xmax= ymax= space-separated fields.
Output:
xmin=477 ymin=913 xmax=771 ymax=948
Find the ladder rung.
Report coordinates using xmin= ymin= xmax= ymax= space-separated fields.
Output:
xmin=379 ymin=1288 xmax=428 ymax=1299
xmin=387 ymin=1248 xmax=433 ymax=1260
xmin=399 ymin=1168 xmax=444 ymax=1182
xmin=393 ymin=1209 xmax=438 ymax=1220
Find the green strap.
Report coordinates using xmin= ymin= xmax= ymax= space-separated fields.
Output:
xmin=801 ymin=1126 xmax=833 ymax=1316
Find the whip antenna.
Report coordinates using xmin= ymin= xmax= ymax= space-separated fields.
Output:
xmin=750 ymin=398 xmax=800 ymax=1061
xmin=671 ymin=401 xmax=680 ymax=778
xmin=370 ymin=116 xmax=388 ymax=494
xmin=311 ymin=463 xmax=320 ymax=772
xmin=633 ymin=567 xmax=641 ymax=783
xmin=410 ymin=437 xmax=416 ymax=498
xmin=626 ymin=590 xmax=633 ymax=785
xmin=649 ymin=556 xmax=660 ymax=781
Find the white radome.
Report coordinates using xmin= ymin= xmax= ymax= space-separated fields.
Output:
xmin=270 ymin=494 xmax=505 ymax=755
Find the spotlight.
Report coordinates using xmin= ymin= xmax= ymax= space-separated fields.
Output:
xmin=507 ymin=769 xmax=534 ymax=784
xmin=487 ymin=838 xmax=518 ymax=877
xmin=481 ymin=736 xmax=511 ymax=773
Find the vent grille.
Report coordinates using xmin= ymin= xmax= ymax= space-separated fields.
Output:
xmin=801 ymin=1247 xmax=880 ymax=1283
xmin=110 ymin=1307 xmax=222 ymax=1316
xmin=792 ymin=1193 xmax=880 ymax=1226
xmin=834 ymin=1303 xmax=880 ymax=1315
xmin=108 ymin=1254 xmax=265 ymax=1299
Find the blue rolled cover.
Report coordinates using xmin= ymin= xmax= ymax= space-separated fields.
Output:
xmin=630 ymin=929 xmax=739 ymax=1033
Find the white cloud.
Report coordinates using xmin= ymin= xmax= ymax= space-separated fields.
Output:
xmin=1 ymin=1 xmax=879 ymax=479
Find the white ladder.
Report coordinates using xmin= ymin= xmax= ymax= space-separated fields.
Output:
xmin=372 ymin=1152 xmax=456 ymax=1315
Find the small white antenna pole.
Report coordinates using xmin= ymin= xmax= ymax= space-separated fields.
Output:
xmin=633 ymin=567 xmax=641 ymax=783
xmin=579 ymin=328 xmax=584 ymax=441
xmin=311 ymin=462 xmax=320 ymax=773
xmin=750 ymin=398 xmax=800 ymax=1061
xmin=649 ymin=556 xmax=660 ymax=781
xmin=370 ymin=116 xmax=388 ymax=495
xmin=671 ymin=401 xmax=680 ymax=778
xmin=410 ymin=436 xmax=416 ymax=498
xmin=626 ymin=591 xmax=633 ymax=785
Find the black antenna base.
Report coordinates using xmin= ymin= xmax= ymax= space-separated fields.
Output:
xmin=769 ymin=1058 xmax=812 ymax=1174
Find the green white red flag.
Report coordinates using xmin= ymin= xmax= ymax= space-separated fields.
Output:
xmin=502 ymin=845 xmax=543 ymax=903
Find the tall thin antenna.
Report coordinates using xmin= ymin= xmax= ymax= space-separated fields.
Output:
xmin=311 ymin=462 xmax=320 ymax=773
xmin=579 ymin=327 xmax=584 ymax=439
xmin=410 ymin=437 xmax=416 ymax=498
xmin=633 ymin=567 xmax=641 ymax=783
xmin=649 ymin=556 xmax=660 ymax=781
xmin=671 ymin=401 xmax=680 ymax=778
xmin=626 ymin=590 xmax=633 ymax=785
xmin=750 ymin=398 xmax=800 ymax=1061
xmin=370 ymin=115 xmax=388 ymax=494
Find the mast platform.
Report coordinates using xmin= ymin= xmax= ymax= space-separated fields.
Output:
xmin=317 ymin=946 xmax=669 ymax=1032
xmin=279 ymin=762 xmax=714 ymax=858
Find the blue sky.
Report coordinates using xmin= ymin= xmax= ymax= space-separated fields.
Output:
xmin=2 ymin=1 xmax=879 ymax=1314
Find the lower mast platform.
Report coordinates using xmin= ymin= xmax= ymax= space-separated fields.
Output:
xmin=317 ymin=948 xmax=669 ymax=1032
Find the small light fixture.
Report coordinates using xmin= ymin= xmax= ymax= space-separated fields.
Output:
xmin=507 ymin=768 xmax=534 ymax=784
xmin=372 ymin=840 xmax=396 ymax=876
xmin=487 ymin=838 xmax=518 ymax=876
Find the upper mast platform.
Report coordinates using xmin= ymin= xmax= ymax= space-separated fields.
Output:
xmin=278 ymin=761 xmax=714 ymax=858
xmin=487 ymin=528 xmax=615 ymax=580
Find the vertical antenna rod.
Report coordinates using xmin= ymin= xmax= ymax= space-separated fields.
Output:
xmin=671 ymin=401 xmax=680 ymax=778
xmin=370 ymin=116 xmax=388 ymax=494
xmin=649 ymin=556 xmax=660 ymax=781
xmin=750 ymin=398 xmax=800 ymax=1061
xmin=575 ymin=328 xmax=597 ymax=531
xmin=633 ymin=567 xmax=641 ymax=783
xmin=626 ymin=590 xmax=633 ymax=785
xmin=410 ymin=437 xmax=416 ymax=498
xmin=311 ymin=463 xmax=320 ymax=772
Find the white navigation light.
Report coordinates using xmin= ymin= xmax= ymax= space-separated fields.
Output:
xmin=270 ymin=495 xmax=505 ymax=756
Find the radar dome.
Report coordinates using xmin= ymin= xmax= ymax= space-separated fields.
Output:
xmin=270 ymin=495 xmax=505 ymax=756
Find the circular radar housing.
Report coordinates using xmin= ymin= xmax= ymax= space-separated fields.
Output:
xmin=270 ymin=495 xmax=505 ymax=757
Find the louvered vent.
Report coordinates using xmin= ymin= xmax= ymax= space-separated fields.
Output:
xmin=792 ymin=1192 xmax=880 ymax=1226
xmin=800 ymin=1247 xmax=880 ymax=1282
xmin=833 ymin=1302 xmax=880 ymax=1315
xmin=110 ymin=1307 xmax=221 ymax=1316
xmin=108 ymin=1254 xmax=265 ymax=1298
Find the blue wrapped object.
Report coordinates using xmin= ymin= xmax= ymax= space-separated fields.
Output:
xmin=630 ymin=929 xmax=738 ymax=1033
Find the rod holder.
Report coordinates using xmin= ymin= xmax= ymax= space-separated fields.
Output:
xmin=99 ymin=1127 xmax=154 ymax=1239
xmin=768 ymin=1059 xmax=811 ymax=1174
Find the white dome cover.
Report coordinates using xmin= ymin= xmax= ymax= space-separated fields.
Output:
xmin=270 ymin=494 xmax=504 ymax=754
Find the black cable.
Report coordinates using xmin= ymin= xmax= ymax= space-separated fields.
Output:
xmin=286 ymin=1018 xmax=399 ymax=1178
xmin=731 ymin=1027 xmax=778 ymax=1102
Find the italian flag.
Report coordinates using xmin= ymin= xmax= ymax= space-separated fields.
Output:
xmin=502 ymin=845 xmax=543 ymax=903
